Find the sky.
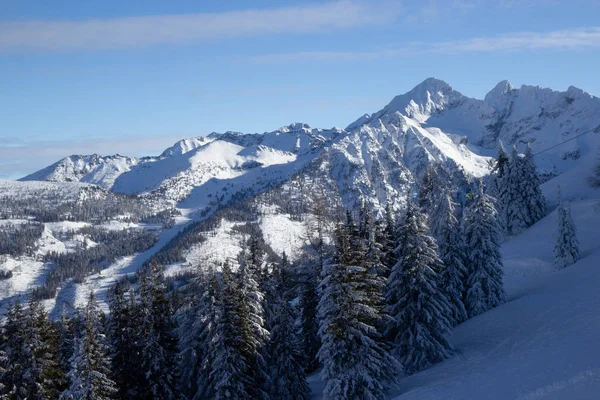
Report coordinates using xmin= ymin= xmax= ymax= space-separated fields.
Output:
xmin=1 ymin=0 xmax=600 ymax=179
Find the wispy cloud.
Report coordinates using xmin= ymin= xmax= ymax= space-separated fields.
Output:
xmin=249 ymin=27 xmax=600 ymax=62
xmin=0 ymin=1 xmax=402 ymax=52
xmin=0 ymin=135 xmax=188 ymax=180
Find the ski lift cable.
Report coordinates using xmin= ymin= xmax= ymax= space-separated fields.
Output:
xmin=533 ymin=128 xmax=598 ymax=157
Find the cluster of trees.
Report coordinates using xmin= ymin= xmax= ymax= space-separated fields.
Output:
xmin=35 ymin=228 xmax=158 ymax=299
xmin=487 ymin=143 xmax=580 ymax=269
xmin=0 ymin=222 xmax=44 ymax=257
xmin=0 ymin=262 xmax=180 ymax=400
xmin=0 ymin=144 xmax=569 ymax=399
xmin=487 ymin=143 xmax=546 ymax=235
xmin=0 ymin=187 xmax=177 ymax=226
xmin=170 ymin=172 xmax=507 ymax=399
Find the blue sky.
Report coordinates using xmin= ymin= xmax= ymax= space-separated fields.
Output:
xmin=1 ymin=0 xmax=599 ymax=179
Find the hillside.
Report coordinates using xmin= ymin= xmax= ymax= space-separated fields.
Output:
xmin=5 ymin=78 xmax=600 ymax=398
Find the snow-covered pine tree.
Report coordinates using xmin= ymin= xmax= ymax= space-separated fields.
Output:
xmin=1 ymin=300 xmax=28 ymax=399
xmin=298 ymin=259 xmax=320 ymax=373
xmin=553 ymin=186 xmax=580 ymax=269
xmin=61 ymin=293 xmax=117 ymax=400
xmin=58 ymin=305 xmax=75 ymax=375
xmin=178 ymin=265 xmax=220 ymax=400
xmin=23 ymin=296 xmax=66 ymax=399
xmin=235 ymin=249 xmax=270 ymax=399
xmin=380 ymin=202 xmax=397 ymax=274
xmin=207 ymin=262 xmax=254 ymax=399
xmin=430 ymin=188 xmax=468 ymax=326
xmin=418 ymin=165 xmax=441 ymax=216
xmin=505 ymin=147 xmax=530 ymax=235
xmin=464 ymin=184 xmax=506 ymax=317
xmin=268 ymin=257 xmax=310 ymax=400
xmin=137 ymin=261 xmax=180 ymax=400
xmin=385 ymin=202 xmax=454 ymax=374
xmin=494 ymin=140 xmax=511 ymax=229
xmin=107 ymin=279 xmax=143 ymax=399
xmin=318 ymin=218 xmax=399 ymax=399
xmin=521 ymin=143 xmax=547 ymax=224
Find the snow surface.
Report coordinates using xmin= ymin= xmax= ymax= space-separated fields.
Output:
xmin=304 ymin=195 xmax=600 ymax=399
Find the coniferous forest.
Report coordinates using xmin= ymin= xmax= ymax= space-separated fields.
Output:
xmin=0 ymin=145 xmax=559 ymax=400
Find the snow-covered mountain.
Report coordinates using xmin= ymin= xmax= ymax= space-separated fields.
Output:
xmin=12 ymin=78 xmax=600 ymax=289
xmin=22 ymin=78 xmax=600 ymax=213
xmin=5 ymin=78 xmax=600 ymax=398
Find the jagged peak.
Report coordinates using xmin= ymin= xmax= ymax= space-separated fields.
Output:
xmin=278 ymin=122 xmax=312 ymax=133
xmin=484 ymin=80 xmax=516 ymax=102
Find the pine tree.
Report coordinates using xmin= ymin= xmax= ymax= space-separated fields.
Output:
xmin=107 ymin=280 xmax=143 ymax=399
xmin=418 ymin=165 xmax=441 ymax=216
xmin=318 ymin=219 xmax=399 ymax=399
xmin=430 ymin=189 xmax=468 ymax=326
xmin=23 ymin=296 xmax=66 ymax=399
xmin=58 ymin=305 xmax=75 ymax=375
xmin=380 ymin=202 xmax=397 ymax=274
xmin=268 ymin=258 xmax=310 ymax=400
xmin=505 ymin=147 xmax=530 ymax=235
xmin=179 ymin=266 xmax=220 ymax=400
xmin=494 ymin=140 xmax=511 ymax=228
xmin=553 ymin=186 xmax=580 ymax=269
xmin=61 ymin=293 xmax=117 ymax=400
xmin=235 ymin=250 xmax=270 ymax=399
xmin=464 ymin=184 xmax=506 ymax=317
xmin=207 ymin=262 xmax=254 ymax=399
xmin=385 ymin=202 xmax=454 ymax=374
xmin=298 ymin=259 xmax=320 ymax=373
xmin=521 ymin=143 xmax=547 ymax=224
xmin=1 ymin=300 xmax=28 ymax=399
xmin=137 ymin=262 xmax=180 ymax=400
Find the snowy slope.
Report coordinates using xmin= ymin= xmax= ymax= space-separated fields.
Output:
xmin=20 ymin=154 xmax=150 ymax=189
xmin=384 ymin=196 xmax=600 ymax=400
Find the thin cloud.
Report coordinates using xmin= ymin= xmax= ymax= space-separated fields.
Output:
xmin=250 ymin=26 xmax=600 ymax=62
xmin=0 ymin=1 xmax=402 ymax=52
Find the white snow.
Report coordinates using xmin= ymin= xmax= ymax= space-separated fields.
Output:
xmin=259 ymin=206 xmax=307 ymax=261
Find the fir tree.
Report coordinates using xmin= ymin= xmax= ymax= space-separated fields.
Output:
xmin=521 ymin=143 xmax=547 ymax=224
xmin=385 ymin=202 xmax=454 ymax=374
xmin=58 ymin=305 xmax=75 ymax=375
xmin=418 ymin=165 xmax=441 ymax=216
xmin=505 ymin=147 xmax=530 ymax=235
xmin=464 ymin=184 xmax=506 ymax=317
xmin=318 ymin=220 xmax=399 ymax=399
xmin=107 ymin=280 xmax=143 ymax=399
xmin=207 ymin=262 xmax=254 ymax=399
xmin=430 ymin=189 xmax=468 ymax=326
xmin=137 ymin=262 xmax=180 ymax=400
xmin=494 ymin=140 xmax=511 ymax=228
xmin=268 ymin=258 xmax=310 ymax=400
xmin=179 ymin=266 xmax=220 ymax=400
xmin=1 ymin=300 xmax=28 ymax=399
xmin=553 ymin=186 xmax=580 ymax=269
xmin=298 ymin=260 xmax=320 ymax=373
xmin=61 ymin=293 xmax=117 ymax=400
xmin=234 ymin=250 xmax=270 ymax=399
xmin=23 ymin=296 xmax=66 ymax=399
xmin=380 ymin=202 xmax=397 ymax=274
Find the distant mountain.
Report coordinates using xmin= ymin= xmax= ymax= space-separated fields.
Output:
xmin=21 ymin=78 xmax=600 ymax=211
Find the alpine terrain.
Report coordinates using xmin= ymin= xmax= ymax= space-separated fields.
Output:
xmin=3 ymin=78 xmax=600 ymax=399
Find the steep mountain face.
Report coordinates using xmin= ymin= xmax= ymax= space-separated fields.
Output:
xmin=20 ymin=78 xmax=600 ymax=214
